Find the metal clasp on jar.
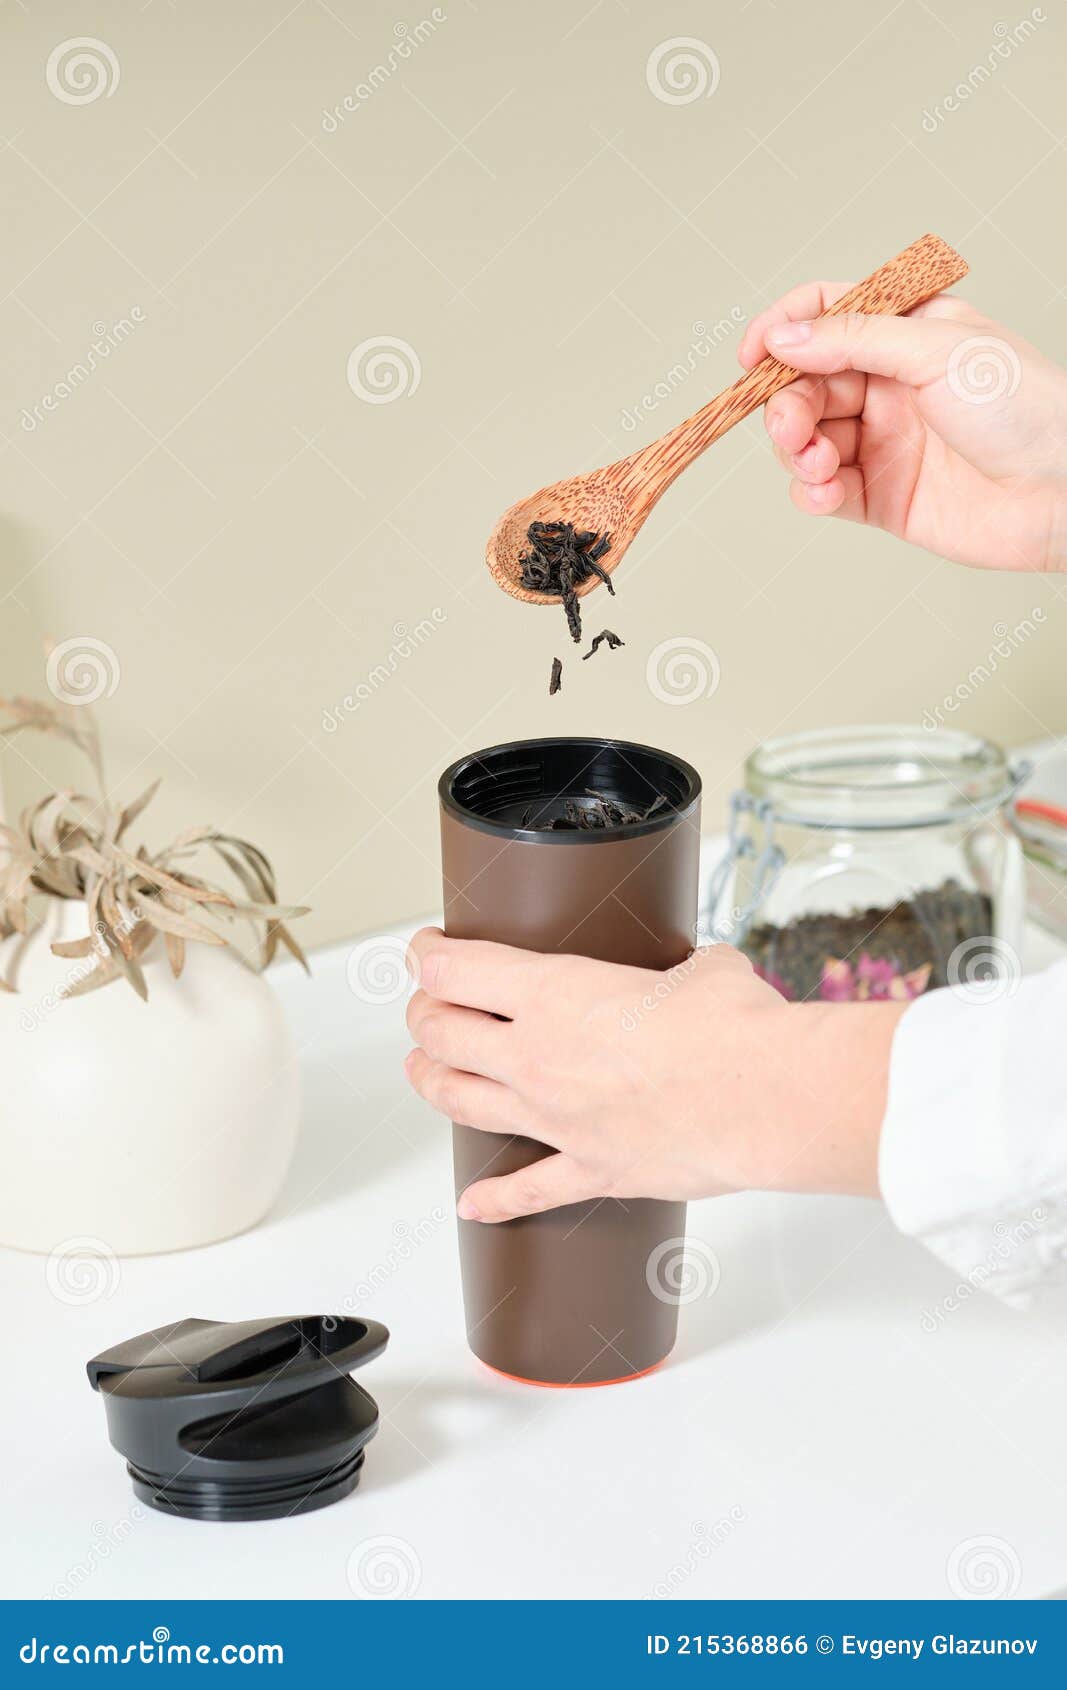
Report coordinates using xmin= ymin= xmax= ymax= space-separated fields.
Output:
xmin=699 ymin=792 xmax=785 ymax=947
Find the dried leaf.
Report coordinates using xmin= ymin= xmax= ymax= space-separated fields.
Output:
xmin=127 ymin=921 xmax=158 ymax=961
xmin=224 ymin=897 xmax=309 ymax=921
xmin=84 ymin=872 xmax=104 ymax=932
xmin=28 ymin=790 xmax=78 ymax=858
xmin=114 ymin=778 xmax=161 ymax=842
xmin=268 ymin=921 xmax=311 ymax=974
xmin=112 ymin=848 xmax=233 ymax=906
xmin=63 ymin=957 xmax=120 ymax=998
xmin=0 ymin=680 xmax=309 ymax=1002
xmin=70 ymin=844 xmax=112 ymax=877
xmin=139 ymin=899 xmax=225 ymax=944
xmin=164 ymin=932 xmax=185 ymax=978
xmin=98 ymin=880 xmax=133 ymax=958
xmin=97 ymin=920 xmax=148 ymax=1001
xmin=2 ymin=899 xmax=29 ymax=936
xmin=210 ymin=842 xmax=267 ymax=902
xmin=163 ymin=825 xmax=215 ymax=854
xmin=50 ymin=935 xmax=99 ymax=960
xmin=213 ymin=836 xmax=276 ymax=900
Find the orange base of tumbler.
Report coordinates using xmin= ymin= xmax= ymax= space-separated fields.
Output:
xmin=476 ymin=1351 xmax=672 ymax=1389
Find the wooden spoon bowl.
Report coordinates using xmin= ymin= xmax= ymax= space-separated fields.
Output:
xmin=486 ymin=470 xmax=637 ymax=606
xmin=487 ymin=233 xmax=968 ymax=605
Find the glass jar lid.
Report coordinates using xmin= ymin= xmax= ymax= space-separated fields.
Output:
xmin=745 ymin=725 xmax=1011 ymax=831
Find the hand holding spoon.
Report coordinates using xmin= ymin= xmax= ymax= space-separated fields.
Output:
xmin=486 ymin=233 xmax=968 ymax=606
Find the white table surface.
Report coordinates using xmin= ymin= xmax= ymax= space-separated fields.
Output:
xmin=3 ymin=914 xmax=1066 ymax=1604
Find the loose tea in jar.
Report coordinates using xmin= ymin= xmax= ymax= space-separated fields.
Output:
xmin=704 ymin=727 xmax=1026 ymax=1004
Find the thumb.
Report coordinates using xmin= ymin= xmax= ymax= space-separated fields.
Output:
xmin=765 ymin=311 xmax=977 ymax=389
xmin=458 ymin=1153 xmax=601 ymax=1223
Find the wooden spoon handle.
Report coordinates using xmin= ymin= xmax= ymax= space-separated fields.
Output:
xmin=625 ymin=233 xmax=968 ymax=505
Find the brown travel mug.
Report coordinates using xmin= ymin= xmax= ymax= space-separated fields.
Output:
xmin=438 ymin=736 xmax=702 ymax=1386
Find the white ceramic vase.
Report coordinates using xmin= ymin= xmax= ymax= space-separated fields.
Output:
xmin=0 ymin=898 xmax=300 ymax=1255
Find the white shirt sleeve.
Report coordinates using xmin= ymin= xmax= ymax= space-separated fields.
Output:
xmin=879 ymin=960 xmax=1067 ymax=1305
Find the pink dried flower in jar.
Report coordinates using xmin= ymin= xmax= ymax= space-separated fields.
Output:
xmin=820 ymin=953 xmax=933 ymax=1003
xmin=819 ymin=957 xmax=855 ymax=1002
xmin=753 ymin=962 xmax=794 ymax=1000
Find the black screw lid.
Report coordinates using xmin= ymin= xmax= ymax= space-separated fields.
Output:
xmin=88 ymin=1315 xmax=389 ymax=1522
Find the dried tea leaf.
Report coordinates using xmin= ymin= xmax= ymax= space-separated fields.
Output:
xmin=518 ymin=522 xmax=613 ymax=645
xmin=582 ymin=629 xmax=626 ymax=659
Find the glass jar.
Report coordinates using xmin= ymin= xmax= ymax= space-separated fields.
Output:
xmin=704 ymin=726 xmax=1026 ymax=1004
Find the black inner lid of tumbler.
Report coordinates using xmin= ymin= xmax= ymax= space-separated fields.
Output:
xmin=87 ymin=1316 xmax=389 ymax=1523
xmin=440 ymin=737 xmax=702 ymax=842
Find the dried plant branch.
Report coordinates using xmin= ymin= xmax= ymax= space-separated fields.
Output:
xmin=0 ymin=693 xmax=310 ymax=1000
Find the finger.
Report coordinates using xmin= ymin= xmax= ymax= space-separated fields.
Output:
xmin=765 ymin=376 xmax=826 ymax=453
xmin=765 ymin=370 xmax=867 ymax=452
xmin=407 ymin=928 xmax=539 ymax=1017
xmin=776 ymin=426 xmax=840 ymax=485
xmin=789 ymin=467 xmax=865 ymax=520
xmin=775 ymin=422 xmax=860 ymax=480
xmin=407 ymin=997 xmax=512 ymax=1082
xmin=690 ymin=942 xmax=755 ymax=974
xmin=739 ymin=280 xmax=851 ymax=368
xmin=820 ymin=416 xmax=861 ymax=466
xmin=404 ymin=1048 xmax=525 ymax=1133
xmin=407 ymin=926 xmax=444 ymax=985
xmin=912 ymin=293 xmax=985 ymax=325
xmin=741 ymin=284 xmax=981 ymax=371
xmin=458 ymin=1152 xmax=602 ymax=1223
xmin=764 ymin=312 xmax=982 ymax=388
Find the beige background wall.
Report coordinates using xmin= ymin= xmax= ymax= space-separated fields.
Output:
xmin=1 ymin=0 xmax=1063 ymax=947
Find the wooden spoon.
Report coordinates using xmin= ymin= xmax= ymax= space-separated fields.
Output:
xmin=487 ymin=233 xmax=968 ymax=605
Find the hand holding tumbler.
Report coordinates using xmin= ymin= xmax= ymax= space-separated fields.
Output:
xmin=438 ymin=736 xmax=702 ymax=1386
